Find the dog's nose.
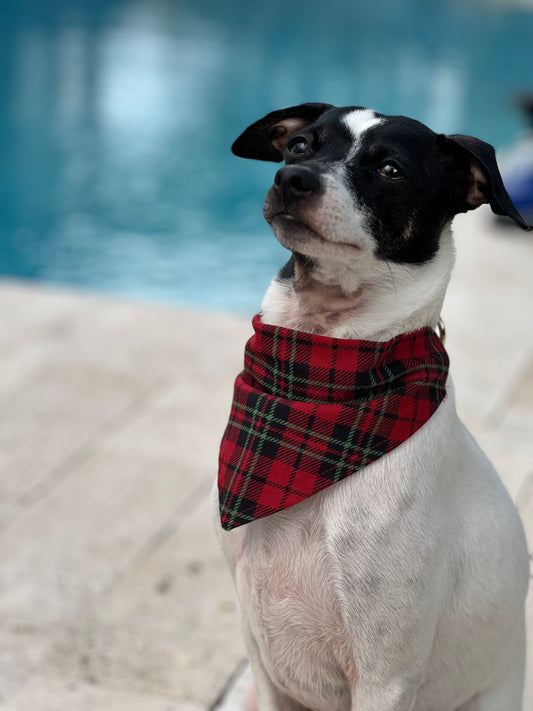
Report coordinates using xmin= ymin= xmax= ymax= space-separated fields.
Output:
xmin=273 ymin=165 xmax=319 ymax=201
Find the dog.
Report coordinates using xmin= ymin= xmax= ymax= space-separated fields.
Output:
xmin=215 ymin=103 xmax=531 ymax=711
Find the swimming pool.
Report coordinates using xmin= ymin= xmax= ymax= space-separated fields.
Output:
xmin=1 ymin=0 xmax=532 ymax=314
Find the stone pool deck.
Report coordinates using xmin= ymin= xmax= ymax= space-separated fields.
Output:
xmin=1 ymin=206 xmax=533 ymax=710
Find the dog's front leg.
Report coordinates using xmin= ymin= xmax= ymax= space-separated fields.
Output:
xmin=341 ymin=585 xmax=427 ymax=711
xmin=242 ymin=624 xmax=312 ymax=711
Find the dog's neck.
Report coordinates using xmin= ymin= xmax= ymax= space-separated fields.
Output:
xmin=261 ymin=226 xmax=456 ymax=341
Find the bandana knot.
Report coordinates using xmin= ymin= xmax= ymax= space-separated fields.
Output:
xmin=219 ymin=314 xmax=449 ymax=530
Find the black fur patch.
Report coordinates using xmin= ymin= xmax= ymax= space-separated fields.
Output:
xmin=277 ymin=256 xmax=296 ymax=281
xmin=344 ymin=114 xmax=468 ymax=264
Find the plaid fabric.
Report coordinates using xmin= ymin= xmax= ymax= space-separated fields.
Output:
xmin=218 ymin=314 xmax=449 ymax=531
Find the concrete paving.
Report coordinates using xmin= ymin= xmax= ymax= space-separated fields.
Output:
xmin=0 ymin=205 xmax=532 ymax=710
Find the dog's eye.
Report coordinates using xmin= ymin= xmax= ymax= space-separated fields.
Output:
xmin=288 ymin=138 xmax=310 ymax=155
xmin=378 ymin=162 xmax=405 ymax=179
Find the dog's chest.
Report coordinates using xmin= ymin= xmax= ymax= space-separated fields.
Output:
xmin=224 ymin=435 xmax=449 ymax=708
xmin=235 ymin=502 xmax=356 ymax=708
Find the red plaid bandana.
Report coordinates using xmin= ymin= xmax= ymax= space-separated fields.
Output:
xmin=218 ymin=315 xmax=449 ymax=531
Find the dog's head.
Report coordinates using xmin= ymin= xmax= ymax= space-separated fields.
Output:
xmin=232 ymin=103 xmax=530 ymax=337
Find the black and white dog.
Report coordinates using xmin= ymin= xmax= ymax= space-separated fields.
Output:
xmin=215 ymin=103 xmax=531 ymax=711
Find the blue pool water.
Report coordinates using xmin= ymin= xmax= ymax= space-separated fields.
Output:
xmin=1 ymin=0 xmax=532 ymax=314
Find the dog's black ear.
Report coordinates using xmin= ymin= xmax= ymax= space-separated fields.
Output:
xmin=232 ymin=103 xmax=334 ymax=162
xmin=439 ymin=133 xmax=531 ymax=230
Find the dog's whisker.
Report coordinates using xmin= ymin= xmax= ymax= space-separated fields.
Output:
xmin=384 ymin=258 xmax=397 ymax=293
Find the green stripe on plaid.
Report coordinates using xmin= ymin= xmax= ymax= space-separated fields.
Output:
xmin=227 ymin=405 xmax=386 ymax=470
xmin=225 ymin=392 xmax=279 ymax=522
xmin=221 ymin=384 xmax=267 ymax=513
xmin=247 ymin=351 xmax=448 ymax=398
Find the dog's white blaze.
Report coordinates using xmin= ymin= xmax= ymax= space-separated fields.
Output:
xmin=343 ymin=109 xmax=383 ymax=158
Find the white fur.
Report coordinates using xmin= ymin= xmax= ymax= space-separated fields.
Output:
xmin=343 ymin=110 xmax=384 ymax=160
xmin=215 ymin=114 xmax=530 ymax=710
xmin=261 ymin=222 xmax=455 ymax=341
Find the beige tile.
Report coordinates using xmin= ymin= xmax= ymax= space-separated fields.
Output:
xmin=442 ymin=324 xmax=525 ymax=424
xmin=0 ymin=363 xmax=159 ymax=509
xmin=0 ymin=280 xmax=100 ymax=350
xmin=0 ymin=280 xmax=249 ymax=406
xmin=106 ymin=374 xmax=238 ymax=467
xmin=0 ymin=444 xmax=208 ymax=625
xmin=0 ymin=283 xmax=107 ymax=403
xmin=0 ymin=283 xmax=249 ymax=707
xmin=0 ymin=444 xmax=213 ymax=703
xmin=499 ymin=351 xmax=533 ymax=426
xmin=0 ymin=628 xmax=51 ymax=703
xmin=45 ymin=499 xmax=246 ymax=708
xmin=0 ymin=289 xmax=249 ymax=379
xmin=448 ymin=209 xmax=533 ymax=347
xmin=443 ymin=208 xmax=533 ymax=425
xmin=5 ymin=675 xmax=204 ymax=711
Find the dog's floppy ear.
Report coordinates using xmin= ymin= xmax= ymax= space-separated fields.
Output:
xmin=439 ymin=133 xmax=531 ymax=230
xmin=232 ymin=103 xmax=334 ymax=162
